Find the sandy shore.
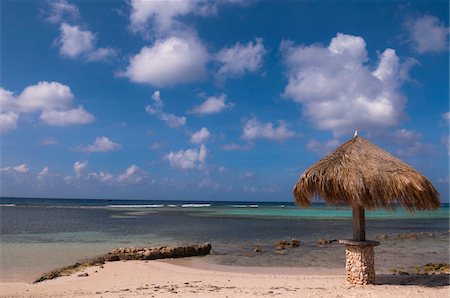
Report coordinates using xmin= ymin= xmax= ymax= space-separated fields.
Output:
xmin=0 ymin=259 xmax=448 ymax=297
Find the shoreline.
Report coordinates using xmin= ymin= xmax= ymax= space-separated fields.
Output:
xmin=0 ymin=259 xmax=448 ymax=297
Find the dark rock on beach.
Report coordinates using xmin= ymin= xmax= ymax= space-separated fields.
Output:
xmin=34 ymin=243 xmax=212 ymax=283
xmin=252 ymin=245 xmax=263 ymax=253
xmin=317 ymin=238 xmax=337 ymax=245
xmin=274 ymin=239 xmax=301 ymax=250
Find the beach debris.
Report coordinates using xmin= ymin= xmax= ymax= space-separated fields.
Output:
xmin=273 ymin=239 xmax=301 ymax=250
xmin=398 ymin=233 xmax=418 ymax=239
xmin=34 ymin=243 xmax=212 ymax=283
xmin=252 ymin=245 xmax=263 ymax=252
xmin=77 ymin=273 xmax=89 ymax=277
xmin=377 ymin=232 xmax=436 ymax=241
xmin=376 ymin=234 xmax=389 ymax=240
xmin=390 ymin=263 xmax=449 ymax=275
xmin=275 ymin=250 xmax=287 ymax=255
xmin=317 ymin=238 xmax=338 ymax=245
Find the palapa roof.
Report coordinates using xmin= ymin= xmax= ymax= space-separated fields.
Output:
xmin=293 ymin=135 xmax=440 ymax=211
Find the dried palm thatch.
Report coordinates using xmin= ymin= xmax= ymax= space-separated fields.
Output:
xmin=293 ymin=135 xmax=440 ymax=211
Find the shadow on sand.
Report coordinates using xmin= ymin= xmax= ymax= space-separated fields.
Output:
xmin=376 ymin=274 xmax=449 ymax=287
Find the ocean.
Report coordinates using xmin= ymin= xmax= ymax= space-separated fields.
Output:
xmin=0 ymin=197 xmax=448 ymax=282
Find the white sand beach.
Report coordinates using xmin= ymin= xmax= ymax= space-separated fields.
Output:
xmin=0 ymin=259 xmax=448 ymax=298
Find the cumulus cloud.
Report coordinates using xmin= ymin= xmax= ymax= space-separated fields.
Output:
xmin=372 ymin=128 xmax=434 ymax=157
xmin=281 ymin=33 xmax=412 ymax=137
xmin=75 ymin=136 xmax=122 ymax=153
xmin=37 ymin=167 xmax=50 ymax=180
xmin=121 ymin=35 xmax=208 ymax=87
xmin=73 ymin=160 xmax=88 ymax=177
xmin=1 ymin=164 xmax=29 ymax=173
xmin=0 ymin=82 xmax=94 ymax=133
xmin=128 ymin=0 xmax=217 ymax=37
xmin=58 ymin=23 xmax=94 ymax=58
xmin=145 ymin=91 xmax=186 ymax=128
xmin=190 ymin=127 xmax=211 ymax=144
xmin=165 ymin=144 xmax=207 ymax=169
xmin=307 ymin=139 xmax=340 ymax=155
xmin=88 ymin=171 xmax=114 ymax=183
xmin=407 ymin=15 xmax=449 ymax=54
xmin=241 ymin=117 xmax=295 ymax=141
xmin=116 ymin=165 xmax=144 ymax=184
xmin=0 ymin=112 xmax=19 ymax=133
xmin=57 ymin=23 xmax=116 ymax=61
xmin=17 ymin=81 xmax=74 ymax=112
xmin=215 ymin=38 xmax=266 ymax=81
xmin=40 ymin=107 xmax=95 ymax=126
xmin=189 ymin=93 xmax=233 ymax=114
xmin=45 ymin=0 xmax=79 ymax=24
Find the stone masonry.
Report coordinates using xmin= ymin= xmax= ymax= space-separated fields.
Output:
xmin=344 ymin=244 xmax=376 ymax=285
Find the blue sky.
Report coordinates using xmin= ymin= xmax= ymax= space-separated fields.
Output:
xmin=1 ymin=0 xmax=449 ymax=202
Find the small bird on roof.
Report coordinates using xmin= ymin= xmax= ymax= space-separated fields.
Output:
xmin=354 ymin=130 xmax=358 ymax=137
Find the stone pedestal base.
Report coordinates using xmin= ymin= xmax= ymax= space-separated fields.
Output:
xmin=339 ymin=240 xmax=379 ymax=285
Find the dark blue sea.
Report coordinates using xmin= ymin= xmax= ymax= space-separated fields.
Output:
xmin=1 ymin=197 xmax=448 ymax=282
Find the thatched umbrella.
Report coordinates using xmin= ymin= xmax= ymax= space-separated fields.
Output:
xmin=293 ymin=132 xmax=440 ymax=284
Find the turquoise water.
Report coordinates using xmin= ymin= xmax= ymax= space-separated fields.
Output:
xmin=0 ymin=198 xmax=448 ymax=282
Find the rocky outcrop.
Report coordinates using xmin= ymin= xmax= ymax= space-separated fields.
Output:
xmin=390 ymin=263 xmax=449 ymax=275
xmin=34 ymin=243 xmax=212 ymax=283
xmin=274 ymin=239 xmax=300 ymax=250
xmin=103 ymin=243 xmax=212 ymax=261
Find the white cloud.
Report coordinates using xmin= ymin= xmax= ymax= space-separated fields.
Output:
xmin=407 ymin=15 xmax=449 ymax=54
xmin=190 ymin=127 xmax=211 ymax=144
xmin=189 ymin=93 xmax=233 ymax=114
xmin=165 ymin=144 xmax=207 ymax=169
xmin=307 ymin=139 xmax=340 ymax=155
xmin=443 ymin=112 xmax=450 ymax=122
xmin=145 ymin=90 xmax=186 ymax=128
xmin=215 ymin=38 xmax=266 ymax=81
xmin=37 ymin=167 xmax=50 ymax=180
xmin=17 ymin=81 xmax=74 ymax=112
xmin=281 ymin=33 xmax=412 ymax=137
xmin=121 ymin=35 xmax=209 ymax=87
xmin=58 ymin=23 xmax=94 ymax=58
xmin=241 ymin=117 xmax=295 ymax=141
xmin=75 ymin=136 xmax=122 ymax=153
xmin=1 ymin=164 xmax=29 ymax=173
xmin=0 ymin=112 xmax=19 ymax=133
xmin=57 ymin=23 xmax=116 ymax=61
xmin=86 ymin=47 xmax=117 ymax=62
xmin=73 ymin=161 xmax=88 ymax=177
xmin=128 ymin=0 xmax=216 ymax=36
xmin=374 ymin=128 xmax=433 ymax=157
xmin=45 ymin=0 xmax=80 ymax=24
xmin=40 ymin=107 xmax=94 ymax=126
xmin=220 ymin=142 xmax=253 ymax=151
xmin=0 ymin=82 xmax=94 ymax=132
xmin=116 ymin=165 xmax=143 ymax=183
xmin=88 ymin=171 xmax=114 ymax=183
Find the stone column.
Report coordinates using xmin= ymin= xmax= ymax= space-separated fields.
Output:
xmin=339 ymin=240 xmax=379 ymax=285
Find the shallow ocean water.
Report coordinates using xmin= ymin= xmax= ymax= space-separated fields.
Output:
xmin=0 ymin=198 xmax=448 ymax=282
